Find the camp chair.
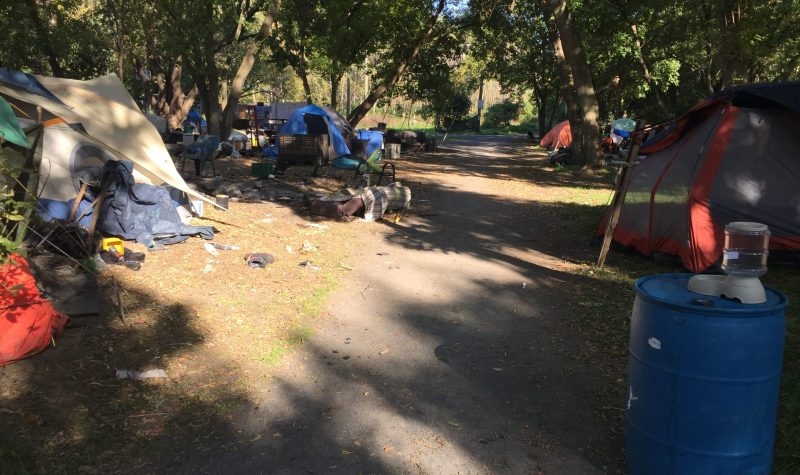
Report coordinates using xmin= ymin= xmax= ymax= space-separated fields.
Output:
xmin=181 ymin=135 xmax=221 ymax=177
xmin=353 ymin=149 xmax=395 ymax=187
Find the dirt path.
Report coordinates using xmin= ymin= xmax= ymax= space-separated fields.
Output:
xmin=175 ymin=135 xmax=623 ymax=473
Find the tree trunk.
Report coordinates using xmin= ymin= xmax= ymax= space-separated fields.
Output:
xmin=629 ymin=23 xmax=668 ymax=115
xmin=205 ymin=77 xmax=222 ymax=137
xmin=716 ymin=0 xmax=742 ymax=88
xmin=546 ymin=20 xmax=579 ymax=123
xmin=164 ymin=62 xmax=198 ymax=130
xmin=547 ymin=0 xmax=603 ymax=167
xmin=220 ymin=9 xmax=277 ymax=141
xmin=531 ymin=77 xmax=546 ymax=138
xmin=297 ymin=40 xmax=313 ymax=104
xmin=330 ymin=74 xmax=339 ymax=110
xmin=537 ymin=95 xmax=546 ymax=139
xmin=347 ymin=0 xmax=446 ymax=127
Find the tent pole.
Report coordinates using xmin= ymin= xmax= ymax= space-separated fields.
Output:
xmin=596 ymin=120 xmax=646 ymax=267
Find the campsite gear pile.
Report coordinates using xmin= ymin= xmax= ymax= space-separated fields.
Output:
xmin=98 ymin=245 xmax=146 ymax=271
xmin=0 ymin=254 xmax=69 ymax=365
xmin=96 ymin=160 xmax=214 ymax=250
xmin=0 ymin=68 xmax=213 ymax=224
xmin=595 ymin=82 xmax=800 ymax=272
xmin=384 ymin=129 xmax=435 ymax=154
xmin=626 ymin=273 xmax=788 ymax=473
xmin=276 ymin=105 xmax=354 ymax=173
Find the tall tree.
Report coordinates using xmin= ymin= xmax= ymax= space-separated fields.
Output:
xmin=545 ymin=0 xmax=603 ymax=167
xmin=347 ymin=0 xmax=447 ymax=126
xmin=159 ymin=0 xmax=278 ymax=138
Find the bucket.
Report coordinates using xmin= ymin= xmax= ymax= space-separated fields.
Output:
xmin=385 ymin=143 xmax=401 ymax=159
xmin=216 ymin=194 xmax=229 ymax=210
xmin=626 ymin=273 xmax=788 ymax=474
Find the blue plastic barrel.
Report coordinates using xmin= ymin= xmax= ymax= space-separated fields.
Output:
xmin=626 ymin=274 xmax=788 ymax=474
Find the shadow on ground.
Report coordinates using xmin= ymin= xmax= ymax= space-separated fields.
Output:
xmin=1 ymin=135 xmax=637 ymax=473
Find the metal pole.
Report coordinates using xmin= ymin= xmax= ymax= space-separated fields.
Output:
xmin=476 ymin=77 xmax=484 ymax=133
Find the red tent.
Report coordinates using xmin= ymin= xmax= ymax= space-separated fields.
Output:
xmin=597 ymin=82 xmax=800 ymax=272
xmin=539 ymin=120 xmax=572 ymax=149
xmin=1 ymin=254 xmax=68 ymax=365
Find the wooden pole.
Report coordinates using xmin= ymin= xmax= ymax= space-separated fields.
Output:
xmin=596 ymin=120 xmax=646 ymax=267
xmin=68 ymin=182 xmax=89 ymax=222
xmin=86 ymin=174 xmax=113 ymax=254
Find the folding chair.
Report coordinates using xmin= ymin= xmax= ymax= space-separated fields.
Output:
xmin=181 ymin=135 xmax=221 ymax=177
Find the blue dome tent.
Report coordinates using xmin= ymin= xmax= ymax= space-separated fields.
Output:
xmin=279 ymin=104 xmax=352 ymax=158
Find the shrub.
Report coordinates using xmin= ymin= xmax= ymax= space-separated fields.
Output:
xmin=483 ymin=99 xmax=521 ymax=128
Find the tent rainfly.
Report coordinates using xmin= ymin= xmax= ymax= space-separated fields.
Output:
xmin=596 ymin=82 xmax=800 ymax=272
xmin=539 ymin=120 xmax=572 ymax=149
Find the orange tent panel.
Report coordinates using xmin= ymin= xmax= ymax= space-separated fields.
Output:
xmin=539 ymin=120 xmax=572 ymax=149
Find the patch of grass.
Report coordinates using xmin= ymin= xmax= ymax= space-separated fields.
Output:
xmin=254 ymin=323 xmax=314 ymax=366
xmin=300 ymin=273 xmax=337 ymax=317
xmin=254 ymin=343 xmax=290 ymax=365
xmin=764 ymin=266 xmax=800 ymax=473
xmin=285 ymin=324 xmax=312 ymax=345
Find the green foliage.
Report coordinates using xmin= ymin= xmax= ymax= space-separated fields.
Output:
xmin=0 ymin=0 xmax=113 ymax=78
xmin=0 ymin=149 xmax=36 ymax=260
xmin=482 ymin=99 xmax=520 ymax=128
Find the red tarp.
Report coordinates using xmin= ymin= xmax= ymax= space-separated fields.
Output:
xmin=539 ymin=120 xmax=572 ymax=149
xmin=0 ymin=254 xmax=68 ymax=365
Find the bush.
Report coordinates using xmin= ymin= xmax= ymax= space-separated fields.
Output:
xmin=483 ymin=99 xmax=521 ymax=128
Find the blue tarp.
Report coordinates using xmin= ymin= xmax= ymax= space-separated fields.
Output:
xmin=611 ymin=118 xmax=636 ymax=138
xmin=280 ymin=105 xmax=351 ymax=158
xmin=97 ymin=161 xmax=214 ymax=249
xmin=0 ymin=67 xmax=64 ymax=104
xmin=184 ymin=109 xmax=207 ymax=130
xmin=357 ymin=130 xmax=383 ymax=159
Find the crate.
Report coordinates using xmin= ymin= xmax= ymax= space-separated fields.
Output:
xmin=251 ymin=162 xmax=274 ymax=177
xmin=277 ymin=134 xmax=332 ymax=171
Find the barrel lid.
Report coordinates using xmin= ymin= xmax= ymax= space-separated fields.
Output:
xmin=635 ymin=273 xmax=788 ymax=315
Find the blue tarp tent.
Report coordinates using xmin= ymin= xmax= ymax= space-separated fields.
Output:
xmin=279 ymin=105 xmax=352 ymax=158
xmin=0 ymin=67 xmax=64 ymax=104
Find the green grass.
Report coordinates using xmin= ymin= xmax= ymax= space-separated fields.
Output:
xmin=285 ymin=324 xmax=312 ymax=345
xmin=254 ymin=343 xmax=291 ymax=365
xmin=254 ymin=323 xmax=313 ymax=366
xmin=764 ymin=266 xmax=800 ymax=473
xmin=300 ymin=272 xmax=337 ymax=317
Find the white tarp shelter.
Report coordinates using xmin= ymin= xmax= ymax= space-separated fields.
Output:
xmin=0 ymin=70 xmax=213 ymax=219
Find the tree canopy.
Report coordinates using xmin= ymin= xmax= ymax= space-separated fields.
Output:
xmin=0 ymin=0 xmax=797 ymax=161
